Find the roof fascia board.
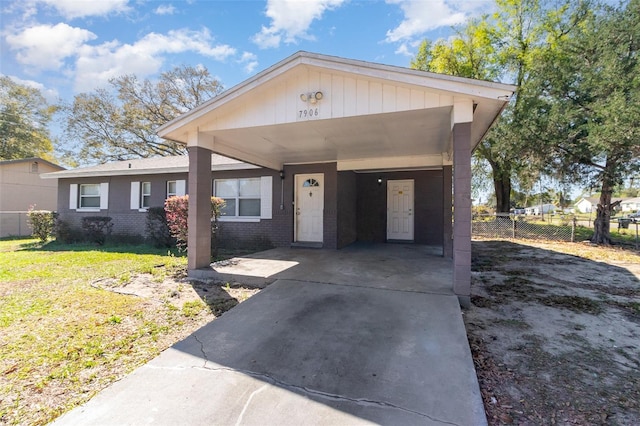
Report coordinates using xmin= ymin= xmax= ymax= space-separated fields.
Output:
xmin=0 ymin=157 xmax=65 ymax=170
xmin=299 ymin=53 xmax=515 ymax=100
xmin=41 ymin=163 xmax=258 ymax=179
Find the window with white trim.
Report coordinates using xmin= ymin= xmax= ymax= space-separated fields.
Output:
xmin=130 ymin=181 xmax=151 ymax=210
xmin=215 ymin=178 xmax=260 ymax=217
xmin=141 ymin=182 xmax=151 ymax=208
xmin=166 ymin=179 xmax=186 ymax=198
xmin=80 ymin=184 xmax=100 ymax=208
xmin=70 ymin=182 xmax=109 ymax=211
xmin=167 ymin=181 xmax=177 ymax=197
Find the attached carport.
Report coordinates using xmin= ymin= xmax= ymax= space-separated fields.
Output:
xmin=158 ymin=51 xmax=514 ymax=307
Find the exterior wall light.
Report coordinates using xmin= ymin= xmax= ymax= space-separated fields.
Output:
xmin=300 ymin=91 xmax=324 ymax=104
xmin=377 ymin=177 xmax=383 ymax=186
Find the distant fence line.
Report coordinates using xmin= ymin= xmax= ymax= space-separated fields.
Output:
xmin=472 ymin=213 xmax=639 ymax=249
xmin=0 ymin=211 xmax=32 ymax=238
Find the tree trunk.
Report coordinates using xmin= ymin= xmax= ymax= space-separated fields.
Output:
xmin=493 ymin=166 xmax=512 ymax=213
xmin=591 ymin=177 xmax=621 ymax=245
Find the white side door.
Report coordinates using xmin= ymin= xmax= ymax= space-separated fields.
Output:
xmin=295 ymin=174 xmax=324 ymax=242
xmin=387 ymin=179 xmax=414 ymax=241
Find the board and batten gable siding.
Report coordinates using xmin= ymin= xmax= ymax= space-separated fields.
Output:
xmin=198 ymin=66 xmax=457 ymax=132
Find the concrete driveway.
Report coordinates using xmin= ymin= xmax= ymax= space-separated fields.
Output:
xmin=54 ymin=244 xmax=486 ymax=425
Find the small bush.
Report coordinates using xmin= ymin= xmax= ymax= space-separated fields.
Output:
xmin=145 ymin=206 xmax=174 ymax=248
xmin=54 ymin=219 xmax=83 ymax=244
xmin=26 ymin=206 xmax=57 ymax=243
xmin=81 ymin=216 xmax=113 ymax=245
xmin=164 ymin=196 xmax=224 ymax=252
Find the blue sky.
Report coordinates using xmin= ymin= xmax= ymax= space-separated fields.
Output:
xmin=1 ymin=0 xmax=494 ymax=104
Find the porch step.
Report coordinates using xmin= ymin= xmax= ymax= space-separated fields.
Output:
xmin=290 ymin=242 xmax=323 ymax=249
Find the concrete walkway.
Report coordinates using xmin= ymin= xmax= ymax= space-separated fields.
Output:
xmin=53 ymin=244 xmax=486 ymax=426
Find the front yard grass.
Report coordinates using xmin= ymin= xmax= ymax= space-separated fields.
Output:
xmin=0 ymin=238 xmax=244 ymax=425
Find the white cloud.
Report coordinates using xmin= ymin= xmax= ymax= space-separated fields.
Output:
xmin=238 ymin=51 xmax=258 ymax=74
xmin=5 ymin=22 xmax=97 ymax=70
xmin=39 ymin=0 xmax=130 ymax=19
xmin=394 ymin=43 xmax=412 ymax=57
xmin=7 ymin=75 xmax=59 ymax=102
xmin=73 ymin=28 xmax=236 ymax=92
xmin=252 ymin=0 xmax=346 ymax=49
xmin=155 ymin=4 xmax=177 ymax=15
xmin=385 ymin=0 xmax=466 ymax=43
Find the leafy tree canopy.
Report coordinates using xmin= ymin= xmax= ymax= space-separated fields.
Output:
xmin=411 ymin=0 xmax=589 ymax=213
xmin=63 ymin=65 xmax=223 ymax=164
xmin=0 ymin=76 xmax=55 ymax=161
xmin=525 ymin=0 xmax=640 ymax=243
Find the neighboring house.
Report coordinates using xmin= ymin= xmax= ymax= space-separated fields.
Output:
xmin=575 ymin=196 xmax=625 ymax=213
xmin=0 ymin=157 xmax=64 ymax=237
xmin=524 ymin=204 xmax=556 ymax=215
xmin=157 ymin=51 xmax=516 ymax=307
xmin=620 ymin=197 xmax=640 ymax=212
xmin=575 ymin=197 xmax=598 ymax=213
xmin=42 ymin=154 xmax=270 ymax=245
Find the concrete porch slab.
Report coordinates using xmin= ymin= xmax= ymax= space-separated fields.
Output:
xmin=53 ymin=278 xmax=486 ymax=425
xmin=194 ymin=243 xmax=453 ymax=295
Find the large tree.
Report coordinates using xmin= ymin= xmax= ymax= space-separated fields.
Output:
xmin=63 ymin=65 xmax=223 ymax=163
xmin=526 ymin=0 xmax=640 ymax=244
xmin=411 ymin=0 xmax=588 ymax=213
xmin=0 ymin=76 xmax=55 ymax=161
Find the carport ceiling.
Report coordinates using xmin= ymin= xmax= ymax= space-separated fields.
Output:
xmin=201 ymin=107 xmax=452 ymax=166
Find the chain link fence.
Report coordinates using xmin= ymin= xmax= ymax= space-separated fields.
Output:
xmin=472 ymin=213 xmax=639 ymax=249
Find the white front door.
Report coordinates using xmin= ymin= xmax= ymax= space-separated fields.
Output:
xmin=387 ymin=179 xmax=414 ymax=241
xmin=295 ymin=173 xmax=324 ymax=242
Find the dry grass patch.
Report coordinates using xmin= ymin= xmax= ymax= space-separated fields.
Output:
xmin=467 ymin=238 xmax=640 ymax=425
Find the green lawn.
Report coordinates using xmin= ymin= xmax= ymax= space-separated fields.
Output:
xmin=0 ymin=238 xmax=199 ymax=425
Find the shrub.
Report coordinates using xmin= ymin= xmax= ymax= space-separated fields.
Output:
xmin=81 ymin=216 xmax=113 ymax=245
xmin=164 ymin=196 xmax=224 ymax=252
xmin=145 ymin=206 xmax=174 ymax=248
xmin=26 ymin=206 xmax=57 ymax=243
xmin=54 ymin=219 xmax=83 ymax=244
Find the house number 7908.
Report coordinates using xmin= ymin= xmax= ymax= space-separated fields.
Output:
xmin=299 ymin=108 xmax=319 ymax=118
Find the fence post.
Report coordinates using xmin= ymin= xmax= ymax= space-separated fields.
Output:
xmin=512 ymin=216 xmax=516 ymax=239
xmin=635 ymin=222 xmax=638 ymax=250
xmin=571 ymin=217 xmax=576 ymax=243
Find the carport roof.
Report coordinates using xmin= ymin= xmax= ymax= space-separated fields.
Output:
xmin=158 ymin=51 xmax=515 ymax=171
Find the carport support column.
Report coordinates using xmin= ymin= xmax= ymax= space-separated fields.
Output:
xmin=187 ymin=146 xmax=212 ymax=271
xmin=453 ymin=122 xmax=472 ymax=309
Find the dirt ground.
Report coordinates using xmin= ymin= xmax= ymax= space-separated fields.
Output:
xmin=466 ymin=239 xmax=640 ymax=425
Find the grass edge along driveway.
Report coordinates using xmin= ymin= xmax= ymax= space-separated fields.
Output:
xmin=0 ymin=238 xmax=228 ymax=425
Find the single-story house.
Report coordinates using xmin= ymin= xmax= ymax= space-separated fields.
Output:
xmin=575 ymin=196 xmax=625 ymax=213
xmin=620 ymin=197 xmax=640 ymax=212
xmin=0 ymin=157 xmax=64 ymax=237
xmin=524 ymin=203 xmax=556 ymax=215
xmin=156 ymin=51 xmax=515 ymax=307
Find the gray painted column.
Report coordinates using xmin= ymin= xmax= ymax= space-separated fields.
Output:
xmin=452 ymin=123 xmax=472 ymax=308
xmin=443 ymin=165 xmax=453 ymax=258
xmin=187 ymin=146 xmax=212 ymax=271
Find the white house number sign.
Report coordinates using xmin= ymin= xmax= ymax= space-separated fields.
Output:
xmin=297 ymin=107 xmax=320 ymax=121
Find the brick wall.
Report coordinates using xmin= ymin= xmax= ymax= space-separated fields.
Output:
xmin=356 ymin=170 xmax=444 ymax=246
